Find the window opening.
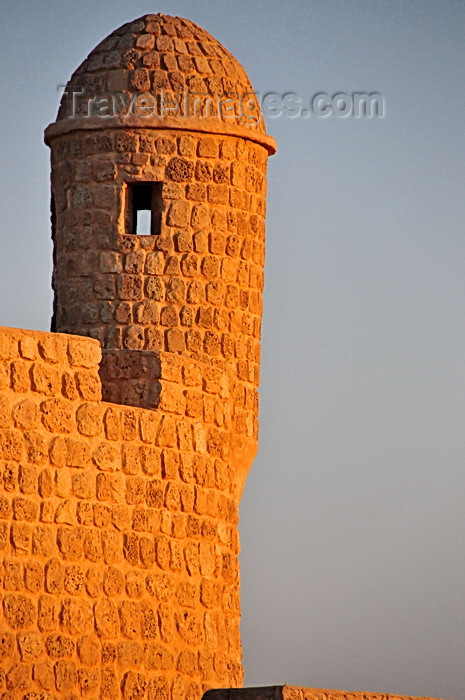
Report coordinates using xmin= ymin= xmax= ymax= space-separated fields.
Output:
xmin=128 ymin=182 xmax=164 ymax=235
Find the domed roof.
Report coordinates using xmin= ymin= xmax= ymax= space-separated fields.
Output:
xmin=46 ymin=14 xmax=275 ymax=153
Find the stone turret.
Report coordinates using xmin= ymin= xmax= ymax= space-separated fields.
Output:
xmin=45 ymin=13 xmax=275 ymax=415
xmin=45 ymin=11 xmax=275 ymax=494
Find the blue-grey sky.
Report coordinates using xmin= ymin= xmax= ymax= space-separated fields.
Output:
xmin=1 ymin=2 xmax=465 ymax=698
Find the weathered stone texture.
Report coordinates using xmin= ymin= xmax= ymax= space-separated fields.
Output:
xmin=50 ymin=127 xmax=266 ymax=437
xmin=0 ymin=326 xmax=244 ymax=697
xmin=52 ymin=14 xmax=268 ymax=135
xmin=204 ymin=688 xmax=448 ymax=700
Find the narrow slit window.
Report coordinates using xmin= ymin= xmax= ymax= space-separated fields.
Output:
xmin=128 ymin=182 xmax=164 ymax=235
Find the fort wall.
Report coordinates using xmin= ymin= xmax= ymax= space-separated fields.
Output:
xmin=0 ymin=325 xmax=245 ymax=697
xmin=204 ymin=686 xmax=448 ymax=700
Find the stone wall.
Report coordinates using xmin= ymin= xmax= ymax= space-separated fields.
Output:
xmin=0 ymin=325 xmax=246 ymax=698
xmin=204 ymin=686 xmax=449 ymax=700
xmin=50 ymin=128 xmax=267 ymax=423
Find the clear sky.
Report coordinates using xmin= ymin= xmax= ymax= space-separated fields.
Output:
xmin=1 ymin=1 xmax=465 ymax=698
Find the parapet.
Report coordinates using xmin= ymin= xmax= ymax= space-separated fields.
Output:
xmin=204 ymin=686 xmax=449 ymax=700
